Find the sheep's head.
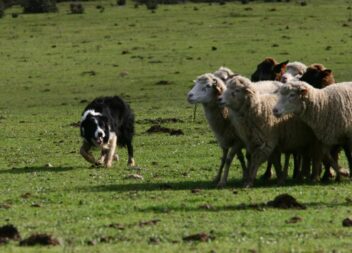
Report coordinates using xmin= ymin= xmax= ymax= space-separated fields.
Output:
xmin=213 ymin=66 xmax=235 ymax=82
xmin=300 ymin=64 xmax=335 ymax=88
xmin=281 ymin=62 xmax=307 ymax=83
xmin=187 ymin=73 xmax=226 ymax=104
xmin=219 ymin=75 xmax=255 ymax=110
xmin=251 ymin=57 xmax=289 ymax=82
xmin=273 ymin=81 xmax=309 ymax=117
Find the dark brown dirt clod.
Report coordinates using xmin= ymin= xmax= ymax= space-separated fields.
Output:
xmin=139 ymin=219 xmax=161 ymax=227
xmin=285 ymin=216 xmax=303 ymax=224
xmin=267 ymin=194 xmax=306 ymax=210
xmin=183 ymin=232 xmax=214 ymax=242
xmin=342 ymin=217 xmax=352 ymax=227
xmin=146 ymin=124 xmax=184 ymax=136
xmin=19 ymin=233 xmax=60 ymax=246
xmin=0 ymin=224 xmax=21 ymax=241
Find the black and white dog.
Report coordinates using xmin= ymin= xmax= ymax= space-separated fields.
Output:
xmin=79 ymin=96 xmax=135 ymax=168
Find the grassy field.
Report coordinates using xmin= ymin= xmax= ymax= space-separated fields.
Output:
xmin=1 ymin=0 xmax=352 ymax=252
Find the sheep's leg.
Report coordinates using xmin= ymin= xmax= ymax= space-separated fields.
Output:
xmin=321 ymin=157 xmax=333 ymax=182
xmin=271 ymin=151 xmax=284 ymax=185
xmin=282 ymin=153 xmax=290 ymax=183
xmin=80 ymin=142 xmax=97 ymax=165
xmin=326 ymin=152 xmax=341 ymax=182
xmin=105 ymin=135 xmax=117 ymax=168
xmin=292 ymin=153 xmax=301 ymax=180
xmin=343 ymin=143 xmax=352 ymax=178
xmin=260 ymin=162 xmax=272 ymax=181
xmin=244 ymin=148 xmax=271 ymax=188
xmin=214 ymin=148 xmax=228 ymax=184
xmin=300 ymin=154 xmax=311 ymax=181
xmin=237 ymin=149 xmax=247 ymax=180
xmin=311 ymin=142 xmax=324 ymax=182
xmin=127 ymin=141 xmax=135 ymax=166
xmin=217 ymin=148 xmax=237 ymax=188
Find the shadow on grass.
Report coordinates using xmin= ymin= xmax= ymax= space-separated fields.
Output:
xmin=0 ymin=166 xmax=75 ymax=174
xmin=134 ymin=201 xmax=352 ymax=213
xmin=80 ymin=177 xmax=343 ymax=193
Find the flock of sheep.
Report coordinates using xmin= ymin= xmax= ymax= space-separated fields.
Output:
xmin=187 ymin=58 xmax=352 ymax=187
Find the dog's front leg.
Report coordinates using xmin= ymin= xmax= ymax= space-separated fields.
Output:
xmin=105 ymin=134 xmax=117 ymax=168
xmin=80 ymin=141 xmax=96 ymax=165
xmin=97 ymin=149 xmax=108 ymax=166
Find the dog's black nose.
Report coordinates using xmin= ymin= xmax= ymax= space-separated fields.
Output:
xmin=97 ymin=132 xmax=103 ymax=137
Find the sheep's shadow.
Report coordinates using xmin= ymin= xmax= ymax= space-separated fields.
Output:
xmin=79 ymin=177 xmax=334 ymax=193
xmin=134 ymin=201 xmax=352 ymax=213
xmin=0 ymin=166 xmax=75 ymax=174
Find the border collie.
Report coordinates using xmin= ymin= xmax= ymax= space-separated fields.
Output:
xmin=79 ymin=96 xmax=135 ymax=168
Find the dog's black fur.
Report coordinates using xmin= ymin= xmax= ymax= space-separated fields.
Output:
xmin=80 ymin=96 xmax=135 ymax=167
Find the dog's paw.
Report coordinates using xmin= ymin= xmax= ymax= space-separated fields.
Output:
xmin=128 ymin=158 xmax=135 ymax=167
xmin=105 ymin=161 xmax=113 ymax=168
xmin=113 ymin=154 xmax=119 ymax=161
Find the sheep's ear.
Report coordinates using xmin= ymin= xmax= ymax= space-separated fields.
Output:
xmin=274 ymin=60 xmax=289 ymax=72
xmin=299 ymin=86 xmax=308 ymax=96
xmin=321 ymin=69 xmax=332 ymax=77
xmin=244 ymin=86 xmax=255 ymax=95
xmin=213 ymin=83 xmax=223 ymax=95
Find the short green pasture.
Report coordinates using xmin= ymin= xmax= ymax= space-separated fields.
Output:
xmin=0 ymin=0 xmax=352 ymax=252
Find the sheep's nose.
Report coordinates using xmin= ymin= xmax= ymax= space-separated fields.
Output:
xmin=273 ymin=108 xmax=279 ymax=115
xmin=281 ymin=76 xmax=287 ymax=83
xmin=188 ymin=93 xmax=193 ymax=98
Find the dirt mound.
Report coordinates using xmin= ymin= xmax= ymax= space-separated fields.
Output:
xmin=0 ymin=224 xmax=21 ymax=241
xmin=146 ymin=124 xmax=183 ymax=136
xmin=19 ymin=233 xmax=60 ymax=246
xmin=267 ymin=194 xmax=306 ymax=210
xmin=137 ymin=117 xmax=184 ymax=124
xmin=183 ymin=232 xmax=214 ymax=242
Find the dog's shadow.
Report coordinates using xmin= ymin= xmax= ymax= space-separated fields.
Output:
xmin=0 ymin=166 xmax=74 ymax=174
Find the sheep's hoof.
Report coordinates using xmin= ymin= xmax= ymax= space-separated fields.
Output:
xmin=216 ymin=181 xmax=226 ymax=188
xmin=260 ymin=171 xmax=272 ymax=181
xmin=277 ymin=178 xmax=286 ymax=186
xmin=310 ymin=177 xmax=320 ymax=183
xmin=321 ymin=172 xmax=331 ymax=183
xmin=243 ymin=181 xmax=253 ymax=188
xmin=113 ymin=154 xmax=120 ymax=161
xmin=212 ymin=176 xmax=221 ymax=184
xmin=105 ymin=161 xmax=113 ymax=168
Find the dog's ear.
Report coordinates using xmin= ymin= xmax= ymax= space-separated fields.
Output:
xmin=101 ymin=115 xmax=109 ymax=124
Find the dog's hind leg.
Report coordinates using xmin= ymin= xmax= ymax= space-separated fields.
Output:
xmin=127 ymin=142 xmax=135 ymax=166
xmin=80 ymin=141 xmax=96 ymax=165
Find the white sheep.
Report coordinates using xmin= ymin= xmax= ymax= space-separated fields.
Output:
xmin=273 ymin=81 xmax=352 ymax=181
xmin=281 ymin=61 xmax=307 ymax=83
xmin=187 ymin=73 xmax=246 ymax=187
xmin=213 ymin=66 xmax=235 ymax=82
xmin=219 ymin=75 xmax=316 ymax=187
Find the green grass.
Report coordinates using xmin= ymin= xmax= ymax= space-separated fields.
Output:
xmin=1 ymin=0 xmax=352 ymax=252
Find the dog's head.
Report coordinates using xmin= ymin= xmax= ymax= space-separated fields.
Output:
xmin=80 ymin=110 xmax=110 ymax=147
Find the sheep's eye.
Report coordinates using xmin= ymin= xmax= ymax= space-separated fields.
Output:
xmin=289 ymin=93 xmax=296 ymax=98
xmin=205 ymin=84 xmax=211 ymax=88
xmin=231 ymin=91 xmax=236 ymax=97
